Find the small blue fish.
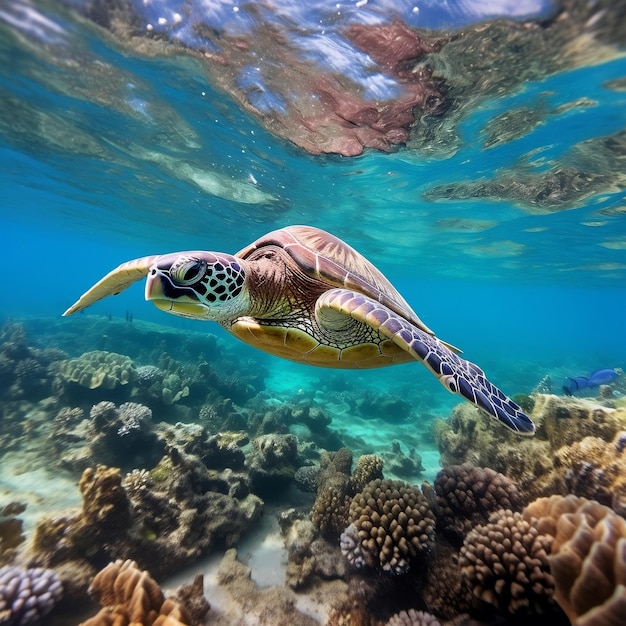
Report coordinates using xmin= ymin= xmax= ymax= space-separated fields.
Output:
xmin=562 ymin=368 xmax=619 ymax=396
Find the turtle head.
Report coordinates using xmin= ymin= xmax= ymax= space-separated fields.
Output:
xmin=146 ymin=252 xmax=249 ymax=321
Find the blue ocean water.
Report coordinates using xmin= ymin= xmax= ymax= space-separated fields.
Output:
xmin=1 ymin=0 xmax=626 ymax=623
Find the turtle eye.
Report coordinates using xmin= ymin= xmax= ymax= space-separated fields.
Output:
xmin=170 ymin=258 xmax=207 ymax=286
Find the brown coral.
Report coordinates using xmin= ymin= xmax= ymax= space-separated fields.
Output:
xmin=386 ymin=609 xmax=442 ymax=626
xmin=57 ymin=350 xmax=134 ymax=389
xmin=553 ymin=431 xmax=626 ymax=511
xmin=79 ymin=559 xmax=192 ymax=626
xmin=350 ymin=454 xmax=384 ymax=492
xmin=311 ymin=448 xmax=354 ymax=538
xmin=547 ymin=500 xmax=626 ymax=626
xmin=434 ymin=465 xmax=524 ymax=546
xmin=340 ymin=478 xmax=435 ymax=574
xmin=534 ymin=394 xmax=626 ymax=447
xmin=460 ymin=509 xmax=556 ymax=616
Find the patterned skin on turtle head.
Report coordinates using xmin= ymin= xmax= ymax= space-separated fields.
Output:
xmin=146 ymin=252 xmax=249 ymax=320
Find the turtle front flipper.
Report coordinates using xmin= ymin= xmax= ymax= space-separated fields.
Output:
xmin=63 ymin=255 xmax=160 ymax=316
xmin=316 ymin=289 xmax=535 ymax=436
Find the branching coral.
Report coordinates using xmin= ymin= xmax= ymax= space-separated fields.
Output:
xmin=340 ymin=478 xmax=435 ymax=574
xmin=434 ymin=465 xmax=524 ymax=546
xmin=0 ymin=565 xmax=63 ymax=625
xmin=79 ymin=559 xmax=192 ymax=626
xmin=460 ymin=509 xmax=556 ymax=616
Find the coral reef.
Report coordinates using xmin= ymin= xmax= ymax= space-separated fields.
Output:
xmin=553 ymin=430 xmax=626 ymax=513
xmin=79 ymin=559 xmax=193 ymax=626
xmin=386 ymin=609 xmax=442 ymax=626
xmin=434 ymin=465 xmax=524 ymax=546
xmin=523 ymin=495 xmax=626 ymax=626
xmin=30 ymin=456 xmax=263 ymax=586
xmin=51 ymin=401 xmax=165 ymax=472
xmin=434 ymin=394 xmax=626 ymax=502
xmin=310 ymin=449 xmax=385 ymax=539
xmin=57 ymin=350 xmax=135 ymax=390
xmin=340 ymin=478 xmax=435 ymax=575
xmin=0 ymin=565 xmax=63 ymax=625
xmin=459 ymin=509 xmax=557 ymax=617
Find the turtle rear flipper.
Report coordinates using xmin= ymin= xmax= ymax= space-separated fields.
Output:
xmin=317 ymin=288 xmax=536 ymax=436
xmin=63 ymin=255 xmax=160 ymax=316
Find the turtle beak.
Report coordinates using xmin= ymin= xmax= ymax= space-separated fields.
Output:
xmin=145 ymin=267 xmax=210 ymax=317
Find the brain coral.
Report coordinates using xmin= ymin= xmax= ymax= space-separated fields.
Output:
xmin=434 ymin=464 xmax=524 ymax=545
xmin=0 ymin=565 xmax=63 ymax=625
xmin=80 ymin=559 xmax=191 ymax=626
xmin=546 ymin=499 xmax=626 ymax=626
xmin=58 ymin=350 xmax=134 ymax=389
xmin=460 ymin=509 xmax=556 ymax=616
xmin=340 ymin=478 xmax=435 ymax=574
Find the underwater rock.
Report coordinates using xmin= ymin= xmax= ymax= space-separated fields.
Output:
xmin=248 ymin=433 xmax=299 ymax=496
xmin=0 ymin=565 xmax=63 ymax=625
xmin=282 ymin=516 xmax=347 ymax=590
xmin=434 ymin=465 xmax=524 ymax=547
xmin=201 ymin=431 xmax=248 ymax=471
xmin=340 ymin=478 xmax=435 ymax=575
xmin=534 ymin=394 xmax=626 ymax=447
xmin=381 ymin=441 xmax=423 ymax=481
xmin=216 ymin=549 xmax=320 ymax=626
xmin=357 ymin=392 xmax=413 ymax=423
xmin=57 ymin=350 xmax=135 ymax=390
xmin=170 ymin=574 xmax=210 ymax=626
xmin=460 ymin=509 xmax=558 ymax=617
xmin=0 ymin=502 xmax=26 ymax=561
xmin=79 ymin=559 xmax=192 ymax=626
xmin=199 ymin=399 xmax=248 ymax=433
xmin=53 ymin=401 xmax=166 ymax=472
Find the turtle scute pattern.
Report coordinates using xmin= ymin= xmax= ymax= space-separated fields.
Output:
xmin=340 ymin=478 xmax=435 ymax=575
xmin=459 ymin=509 xmax=556 ymax=616
xmin=57 ymin=350 xmax=134 ymax=389
xmin=524 ymin=495 xmax=626 ymax=626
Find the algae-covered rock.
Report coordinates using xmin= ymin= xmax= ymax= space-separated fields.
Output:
xmin=58 ymin=350 xmax=135 ymax=389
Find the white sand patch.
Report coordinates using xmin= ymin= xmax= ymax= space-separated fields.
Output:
xmin=0 ymin=451 xmax=81 ymax=535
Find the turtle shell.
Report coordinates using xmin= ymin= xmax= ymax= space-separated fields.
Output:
xmin=236 ymin=225 xmax=436 ymax=336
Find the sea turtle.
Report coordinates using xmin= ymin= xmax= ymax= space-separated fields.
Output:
xmin=63 ymin=225 xmax=535 ymax=435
